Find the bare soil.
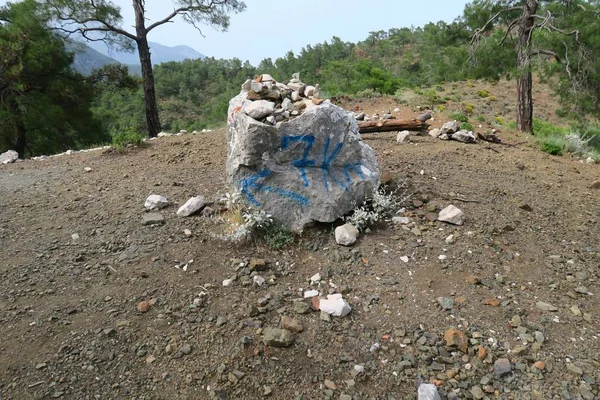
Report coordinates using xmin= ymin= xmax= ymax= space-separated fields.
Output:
xmin=0 ymin=81 xmax=598 ymax=400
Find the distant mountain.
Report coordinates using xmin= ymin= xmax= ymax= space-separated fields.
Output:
xmin=87 ymin=41 xmax=206 ymax=65
xmin=67 ymin=42 xmax=122 ymax=75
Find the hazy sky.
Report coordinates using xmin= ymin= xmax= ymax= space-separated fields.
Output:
xmin=2 ymin=0 xmax=472 ymax=65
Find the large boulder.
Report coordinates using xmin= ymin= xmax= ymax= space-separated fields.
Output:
xmin=227 ymin=84 xmax=379 ymax=231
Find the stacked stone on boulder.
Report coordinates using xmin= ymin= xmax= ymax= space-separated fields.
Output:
xmin=227 ymin=73 xmax=380 ymax=231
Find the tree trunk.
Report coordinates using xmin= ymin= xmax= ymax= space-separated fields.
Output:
xmin=516 ymin=0 xmax=538 ymax=134
xmin=358 ymin=119 xmax=428 ymax=133
xmin=14 ymin=116 xmax=27 ymax=158
xmin=9 ymin=100 xmax=26 ymax=158
xmin=133 ymin=0 xmax=161 ymax=138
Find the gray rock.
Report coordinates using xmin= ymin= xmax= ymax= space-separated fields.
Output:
xmin=451 ymin=130 xmax=477 ymax=143
xmin=142 ymin=213 xmax=165 ymax=226
xmin=397 ymin=131 xmax=411 ymax=143
xmin=383 ymin=113 xmax=393 ymax=120
xmin=437 ymin=297 xmax=454 ymax=310
xmin=179 ymin=344 xmax=192 ymax=355
xmin=281 ymin=98 xmax=295 ymax=112
xmin=418 ymin=110 xmax=433 ymax=122
xmin=392 ymin=216 xmax=411 ymax=225
xmin=566 ymin=363 xmax=583 ymax=376
xmin=243 ymin=100 xmax=275 ymax=120
xmin=250 ymin=81 xmax=264 ymax=93
xmin=428 ymin=128 xmax=442 ymax=138
xmin=241 ymin=79 xmax=252 ymax=92
xmin=494 ymin=358 xmax=512 ymax=376
xmin=261 ymin=73 xmax=274 ymax=82
xmin=263 ymin=328 xmax=294 ymax=347
xmin=354 ymin=112 xmax=366 ymax=121
xmin=0 ymin=150 xmax=19 ymax=164
xmin=418 ymin=383 xmax=441 ymax=400
xmin=335 ymin=223 xmax=359 ymax=246
xmin=292 ymin=301 xmax=311 ymax=315
xmin=470 ymin=386 xmax=484 ymax=399
xmin=536 ymin=301 xmax=558 ymax=312
xmin=441 ymin=121 xmax=460 ymax=135
xmin=438 ymin=205 xmax=465 ymax=225
xmin=227 ymin=95 xmax=379 ymax=231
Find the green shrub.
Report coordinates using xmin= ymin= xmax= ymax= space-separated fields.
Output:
xmin=450 ymin=112 xmax=469 ymax=123
xmin=476 ymin=115 xmax=486 ymax=122
xmin=460 ymin=122 xmax=475 ymax=131
xmin=355 ymin=88 xmax=383 ymax=99
xmin=532 ymin=119 xmax=567 ymax=137
xmin=477 ymin=90 xmax=489 ymax=98
xmin=112 ymin=128 xmax=145 ymax=152
xmin=464 ymin=104 xmax=475 ymax=114
xmin=262 ymin=223 xmax=295 ymax=250
xmin=539 ymin=136 xmax=564 ymax=155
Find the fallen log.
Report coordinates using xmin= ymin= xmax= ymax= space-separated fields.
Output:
xmin=358 ymin=119 xmax=427 ymax=133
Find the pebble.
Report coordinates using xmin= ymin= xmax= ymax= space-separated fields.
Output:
xmin=566 ymin=363 xmax=583 ymax=376
xmin=437 ymin=297 xmax=454 ymax=310
xmin=179 ymin=344 xmax=192 ymax=355
xmin=324 ymin=379 xmax=337 ymax=390
xmin=494 ymin=358 xmax=512 ymax=376
xmin=281 ymin=316 xmax=303 ymax=333
xmin=536 ymin=301 xmax=558 ymax=312
xmin=470 ymin=386 xmax=484 ymax=399
xmin=142 ymin=213 xmax=165 ymax=226
xmin=137 ymin=301 xmax=150 ymax=313
xmin=263 ymin=328 xmax=294 ymax=347
xmin=292 ymin=301 xmax=311 ymax=315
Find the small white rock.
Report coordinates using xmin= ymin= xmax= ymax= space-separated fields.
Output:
xmin=310 ymin=273 xmax=321 ymax=284
xmin=177 ymin=196 xmax=206 ymax=217
xmin=319 ymin=294 xmax=351 ymax=317
xmin=445 ymin=234 xmax=456 ymax=244
xmin=392 ymin=216 xmax=411 ymax=225
xmin=222 ymin=279 xmax=233 ymax=287
xmin=304 ymin=290 xmax=319 ymax=298
xmin=396 ymin=130 xmax=411 ymax=143
xmin=144 ymin=195 xmax=169 ymax=210
xmin=84 ymin=167 xmax=92 ymax=172
xmin=438 ymin=205 xmax=465 ymax=225
xmin=71 ymin=233 xmax=80 ymax=240
xmin=335 ymin=223 xmax=359 ymax=246
xmin=184 ymin=229 xmax=192 ymax=236
xmin=253 ymin=275 xmax=265 ymax=286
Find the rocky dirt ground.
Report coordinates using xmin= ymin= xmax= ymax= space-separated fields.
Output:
xmin=1 ymin=84 xmax=599 ymax=400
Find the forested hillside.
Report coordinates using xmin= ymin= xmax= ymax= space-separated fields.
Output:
xmin=2 ymin=0 xmax=600 ymax=157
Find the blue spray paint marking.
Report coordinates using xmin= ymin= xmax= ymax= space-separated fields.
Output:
xmin=240 ymin=168 xmax=310 ymax=207
xmin=342 ymin=162 xmax=366 ymax=185
xmin=281 ymin=135 xmax=315 ymax=187
xmin=320 ymin=136 xmax=344 ymax=192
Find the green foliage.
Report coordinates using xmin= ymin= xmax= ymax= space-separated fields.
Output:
xmin=261 ymin=223 xmax=295 ymax=250
xmin=450 ymin=112 xmax=469 ymax=123
xmin=464 ymin=104 xmax=474 ymax=114
xmin=0 ymin=0 xmax=106 ymax=157
xmin=532 ymin=119 xmax=569 ymax=138
xmin=112 ymin=128 xmax=145 ymax=152
xmin=477 ymin=90 xmax=489 ymax=98
xmin=539 ymin=137 xmax=564 ymax=155
xmin=460 ymin=122 xmax=474 ymax=131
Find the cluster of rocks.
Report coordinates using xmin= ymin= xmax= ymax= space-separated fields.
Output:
xmin=234 ymin=73 xmax=324 ymax=127
xmin=142 ymin=194 xmax=212 ymax=226
xmin=227 ymin=73 xmax=380 ymax=231
xmin=156 ymin=128 xmax=214 ymax=138
xmin=352 ymin=108 xmax=402 ymax=122
xmin=428 ymin=120 xmax=478 ymax=143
